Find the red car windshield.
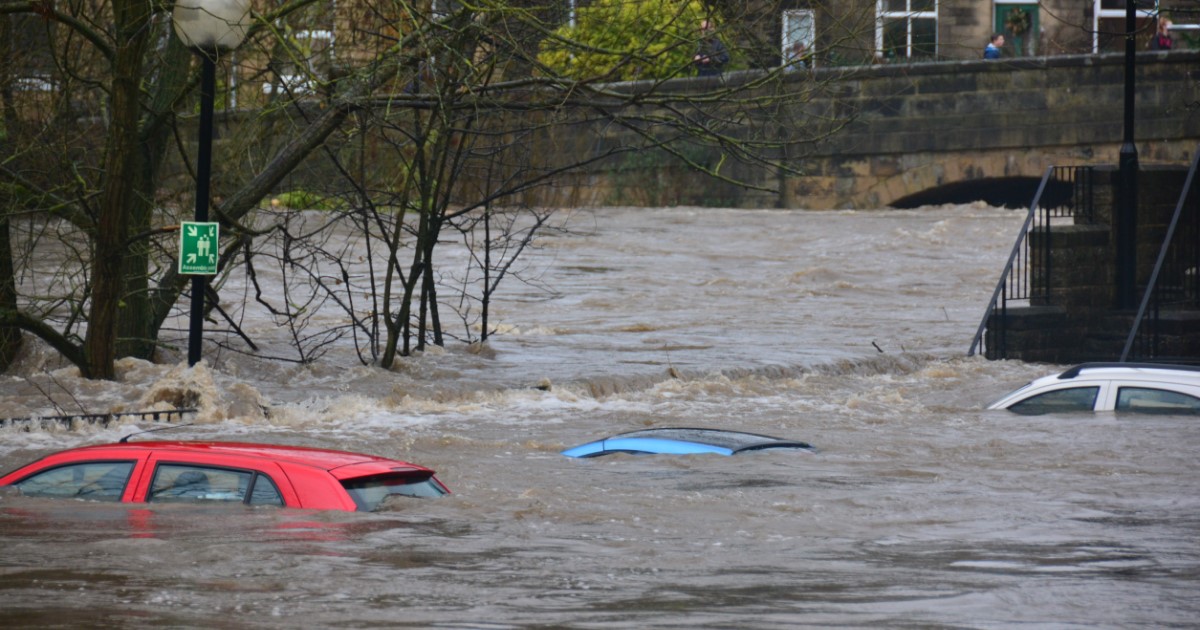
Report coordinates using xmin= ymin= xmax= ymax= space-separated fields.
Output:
xmin=340 ymin=472 xmax=448 ymax=511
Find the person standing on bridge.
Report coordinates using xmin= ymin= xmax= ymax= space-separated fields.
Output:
xmin=786 ymin=41 xmax=810 ymax=71
xmin=984 ymin=33 xmax=1004 ymax=59
xmin=694 ymin=19 xmax=730 ymax=76
xmin=1149 ymin=18 xmax=1173 ymax=51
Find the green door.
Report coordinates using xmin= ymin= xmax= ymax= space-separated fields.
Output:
xmin=995 ymin=4 xmax=1039 ymax=57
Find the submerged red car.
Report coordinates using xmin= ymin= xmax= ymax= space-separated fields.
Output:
xmin=0 ymin=441 xmax=449 ymax=512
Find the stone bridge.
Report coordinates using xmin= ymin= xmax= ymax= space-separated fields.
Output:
xmin=551 ymin=51 xmax=1200 ymax=210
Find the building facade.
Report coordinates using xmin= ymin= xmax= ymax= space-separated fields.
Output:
xmin=788 ymin=0 xmax=1190 ymax=67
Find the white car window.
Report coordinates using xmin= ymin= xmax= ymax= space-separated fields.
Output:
xmin=1007 ymin=386 xmax=1100 ymax=415
xmin=1116 ymin=387 xmax=1200 ymax=414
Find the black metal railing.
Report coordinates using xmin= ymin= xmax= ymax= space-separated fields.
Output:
xmin=0 ymin=408 xmax=196 ymax=431
xmin=1121 ymin=149 xmax=1200 ymax=362
xmin=968 ymin=165 xmax=1096 ymax=358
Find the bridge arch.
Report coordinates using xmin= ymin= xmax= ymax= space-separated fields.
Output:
xmin=889 ymin=176 xmax=1046 ymax=209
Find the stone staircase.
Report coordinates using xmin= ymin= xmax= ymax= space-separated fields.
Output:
xmin=982 ymin=164 xmax=1200 ymax=363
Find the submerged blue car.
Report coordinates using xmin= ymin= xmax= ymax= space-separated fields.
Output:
xmin=561 ymin=427 xmax=816 ymax=458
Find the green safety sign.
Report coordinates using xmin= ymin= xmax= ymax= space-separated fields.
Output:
xmin=178 ymin=221 xmax=219 ymax=275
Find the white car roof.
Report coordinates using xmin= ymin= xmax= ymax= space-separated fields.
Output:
xmin=1049 ymin=362 xmax=1200 ymax=384
xmin=989 ymin=362 xmax=1200 ymax=410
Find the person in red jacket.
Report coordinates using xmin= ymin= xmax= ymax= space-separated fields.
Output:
xmin=1150 ymin=18 xmax=1173 ymax=51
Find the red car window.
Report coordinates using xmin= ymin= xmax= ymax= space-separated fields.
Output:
xmin=340 ymin=472 xmax=449 ymax=512
xmin=148 ymin=464 xmax=283 ymax=506
xmin=12 ymin=461 xmax=135 ymax=502
xmin=248 ymin=473 xmax=285 ymax=507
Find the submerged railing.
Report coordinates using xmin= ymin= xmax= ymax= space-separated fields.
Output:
xmin=968 ymin=165 xmax=1096 ymax=358
xmin=1121 ymin=148 xmax=1200 ymax=362
xmin=0 ymin=408 xmax=196 ymax=431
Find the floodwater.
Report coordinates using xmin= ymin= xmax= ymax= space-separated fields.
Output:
xmin=1 ymin=205 xmax=1198 ymax=628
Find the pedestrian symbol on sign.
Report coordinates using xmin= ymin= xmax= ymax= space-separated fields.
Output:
xmin=179 ymin=221 xmax=219 ymax=275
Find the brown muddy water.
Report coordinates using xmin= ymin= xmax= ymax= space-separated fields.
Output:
xmin=1 ymin=205 xmax=1197 ymax=628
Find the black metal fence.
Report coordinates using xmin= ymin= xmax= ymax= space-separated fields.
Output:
xmin=968 ymin=165 xmax=1096 ymax=358
xmin=1121 ymin=149 xmax=1200 ymax=362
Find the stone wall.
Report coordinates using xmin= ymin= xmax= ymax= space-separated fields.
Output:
xmin=759 ymin=51 xmax=1199 ymax=209
xmin=532 ymin=51 xmax=1199 ymax=210
xmin=192 ymin=51 xmax=1199 ymax=212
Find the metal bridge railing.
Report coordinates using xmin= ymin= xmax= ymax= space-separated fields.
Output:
xmin=968 ymin=165 xmax=1096 ymax=358
xmin=1121 ymin=148 xmax=1200 ymax=362
xmin=0 ymin=408 xmax=196 ymax=431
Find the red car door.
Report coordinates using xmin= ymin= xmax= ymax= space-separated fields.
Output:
xmin=132 ymin=450 xmax=300 ymax=507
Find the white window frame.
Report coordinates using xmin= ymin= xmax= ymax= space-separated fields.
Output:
xmin=876 ymin=0 xmax=938 ymax=59
xmin=782 ymin=9 xmax=816 ymax=69
xmin=1092 ymin=0 xmax=1158 ymax=53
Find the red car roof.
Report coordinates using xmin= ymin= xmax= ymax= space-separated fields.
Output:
xmin=60 ymin=441 xmax=431 ymax=475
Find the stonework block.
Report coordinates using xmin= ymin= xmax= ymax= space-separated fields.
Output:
xmin=915 ymin=75 xmax=978 ymax=95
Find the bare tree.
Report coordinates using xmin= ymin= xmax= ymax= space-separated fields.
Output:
xmin=1 ymin=0 xmax=870 ymax=377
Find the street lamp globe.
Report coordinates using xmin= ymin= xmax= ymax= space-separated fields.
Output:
xmin=172 ymin=0 xmax=252 ymax=54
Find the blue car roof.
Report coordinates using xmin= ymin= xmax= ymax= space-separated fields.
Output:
xmin=561 ymin=427 xmax=816 ymax=458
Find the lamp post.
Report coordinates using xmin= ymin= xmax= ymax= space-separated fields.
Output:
xmin=172 ymin=0 xmax=250 ymax=366
xmin=1116 ymin=0 xmax=1139 ymax=309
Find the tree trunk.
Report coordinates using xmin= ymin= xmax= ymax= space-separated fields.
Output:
xmin=0 ymin=209 xmax=20 ymax=371
xmin=84 ymin=0 xmax=151 ymax=379
xmin=0 ymin=15 xmax=15 ymax=138
xmin=117 ymin=35 xmax=194 ymax=360
xmin=423 ymin=217 xmax=444 ymax=347
xmin=0 ymin=15 xmax=22 ymax=371
xmin=379 ymin=201 xmax=413 ymax=369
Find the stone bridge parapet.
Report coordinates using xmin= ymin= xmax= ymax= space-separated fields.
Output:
xmin=786 ymin=51 xmax=1199 ymax=209
xmin=545 ymin=51 xmax=1200 ymax=210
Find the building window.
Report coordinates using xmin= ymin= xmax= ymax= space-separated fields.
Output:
xmin=877 ymin=0 xmax=937 ymax=60
xmin=1092 ymin=0 xmax=1158 ymax=53
xmin=782 ymin=9 xmax=816 ymax=69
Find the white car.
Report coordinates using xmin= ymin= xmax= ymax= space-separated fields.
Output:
xmin=988 ymin=363 xmax=1200 ymax=415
